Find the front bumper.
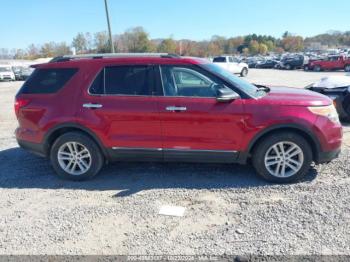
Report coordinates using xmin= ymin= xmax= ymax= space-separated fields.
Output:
xmin=316 ymin=148 xmax=341 ymax=164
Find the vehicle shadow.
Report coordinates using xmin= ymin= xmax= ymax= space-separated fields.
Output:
xmin=0 ymin=147 xmax=318 ymax=196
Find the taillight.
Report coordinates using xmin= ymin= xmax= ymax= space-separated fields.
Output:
xmin=14 ymin=98 xmax=30 ymax=117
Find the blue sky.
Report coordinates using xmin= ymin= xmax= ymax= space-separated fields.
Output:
xmin=2 ymin=0 xmax=350 ymax=49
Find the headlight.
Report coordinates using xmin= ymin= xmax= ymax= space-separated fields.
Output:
xmin=308 ymin=105 xmax=339 ymax=123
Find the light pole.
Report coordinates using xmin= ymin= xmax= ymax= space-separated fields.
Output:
xmin=104 ymin=0 xmax=115 ymax=53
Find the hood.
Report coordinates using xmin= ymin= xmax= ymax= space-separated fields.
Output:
xmin=312 ymin=76 xmax=350 ymax=89
xmin=0 ymin=71 xmax=13 ymax=76
xmin=259 ymin=86 xmax=331 ymax=106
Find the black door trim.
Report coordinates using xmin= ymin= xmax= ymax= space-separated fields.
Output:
xmin=107 ymin=147 xmax=239 ymax=163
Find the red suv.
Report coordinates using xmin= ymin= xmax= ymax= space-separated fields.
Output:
xmin=15 ymin=54 xmax=342 ymax=183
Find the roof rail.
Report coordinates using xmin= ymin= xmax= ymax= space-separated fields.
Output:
xmin=50 ymin=53 xmax=181 ymax=63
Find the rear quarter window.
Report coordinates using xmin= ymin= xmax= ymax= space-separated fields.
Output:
xmin=213 ymin=57 xmax=226 ymax=63
xmin=19 ymin=68 xmax=78 ymax=94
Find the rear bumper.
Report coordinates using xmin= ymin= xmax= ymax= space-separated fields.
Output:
xmin=17 ymin=139 xmax=47 ymax=157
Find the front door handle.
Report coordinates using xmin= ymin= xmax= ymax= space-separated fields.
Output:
xmin=83 ymin=103 xmax=103 ymax=109
xmin=166 ymin=106 xmax=187 ymax=112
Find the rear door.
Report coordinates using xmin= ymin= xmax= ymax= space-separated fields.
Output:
xmin=77 ymin=64 xmax=162 ymax=160
xmin=155 ymin=64 xmax=245 ymax=162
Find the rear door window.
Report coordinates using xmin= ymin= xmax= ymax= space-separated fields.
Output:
xmin=19 ymin=68 xmax=78 ymax=94
xmin=89 ymin=65 xmax=153 ymax=96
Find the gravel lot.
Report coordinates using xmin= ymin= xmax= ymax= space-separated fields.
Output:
xmin=0 ymin=69 xmax=349 ymax=255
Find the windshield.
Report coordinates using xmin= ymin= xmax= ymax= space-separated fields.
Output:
xmin=201 ymin=63 xmax=262 ymax=97
xmin=0 ymin=67 xmax=11 ymax=72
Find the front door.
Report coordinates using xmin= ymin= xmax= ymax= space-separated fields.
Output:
xmin=156 ymin=65 xmax=245 ymax=162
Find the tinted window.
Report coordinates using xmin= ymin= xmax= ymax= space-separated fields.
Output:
xmin=213 ymin=57 xmax=226 ymax=63
xmin=105 ymin=66 xmax=151 ymax=95
xmin=20 ymin=68 xmax=77 ymax=94
xmin=160 ymin=66 xmax=219 ymax=97
xmin=89 ymin=70 xmax=104 ymax=94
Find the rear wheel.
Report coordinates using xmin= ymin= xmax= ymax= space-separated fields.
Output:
xmin=345 ymin=65 xmax=350 ymax=72
xmin=252 ymin=132 xmax=313 ymax=183
xmin=50 ymin=132 xmax=104 ymax=181
xmin=314 ymin=65 xmax=322 ymax=72
xmin=240 ymin=67 xmax=248 ymax=77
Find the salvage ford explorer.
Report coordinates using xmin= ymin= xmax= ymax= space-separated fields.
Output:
xmin=15 ymin=53 xmax=342 ymax=183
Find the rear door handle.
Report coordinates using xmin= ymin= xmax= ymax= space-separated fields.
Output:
xmin=166 ymin=106 xmax=187 ymax=112
xmin=83 ymin=103 xmax=103 ymax=109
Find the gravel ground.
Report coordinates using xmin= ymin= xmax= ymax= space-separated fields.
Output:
xmin=0 ymin=70 xmax=350 ymax=255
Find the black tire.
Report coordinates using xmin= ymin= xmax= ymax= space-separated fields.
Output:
xmin=285 ymin=64 xmax=292 ymax=70
xmin=345 ymin=65 xmax=350 ymax=72
xmin=50 ymin=132 xmax=104 ymax=181
xmin=304 ymin=66 xmax=309 ymax=71
xmin=314 ymin=65 xmax=321 ymax=72
xmin=240 ymin=67 xmax=248 ymax=77
xmin=344 ymin=103 xmax=350 ymax=122
xmin=252 ymin=132 xmax=313 ymax=183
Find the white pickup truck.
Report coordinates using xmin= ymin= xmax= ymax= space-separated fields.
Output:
xmin=212 ymin=56 xmax=249 ymax=77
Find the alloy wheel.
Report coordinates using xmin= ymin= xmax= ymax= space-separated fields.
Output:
xmin=264 ymin=141 xmax=304 ymax=178
xmin=57 ymin=142 xmax=92 ymax=176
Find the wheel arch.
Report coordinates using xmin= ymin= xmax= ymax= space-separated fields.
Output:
xmin=43 ymin=123 xmax=109 ymax=160
xmin=238 ymin=124 xmax=321 ymax=164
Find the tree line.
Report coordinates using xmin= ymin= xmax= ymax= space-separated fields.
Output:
xmin=3 ymin=27 xmax=350 ymax=60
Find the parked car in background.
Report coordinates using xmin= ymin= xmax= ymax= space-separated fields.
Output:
xmin=213 ymin=55 xmax=249 ymax=77
xmin=255 ymin=59 xmax=279 ymax=69
xmin=305 ymin=55 xmax=350 ymax=72
xmin=246 ymin=57 xmax=264 ymax=68
xmin=15 ymin=53 xmax=342 ymax=183
xmin=278 ymin=54 xmax=306 ymax=70
xmin=12 ymin=66 xmax=24 ymax=80
xmin=306 ymin=76 xmax=350 ymax=120
xmin=0 ymin=66 xmax=15 ymax=81
xmin=18 ymin=67 xmax=34 ymax=81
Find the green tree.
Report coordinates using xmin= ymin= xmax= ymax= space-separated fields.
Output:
xmin=248 ymin=40 xmax=260 ymax=55
xmin=282 ymin=36 xmax=304 ymax=52
xmin=265 ymin=40 xmax=275 ymax=51
xmin=54 ymin=42 xmax=71 ymax=56
xmin=258 ymin=43 xmax=268 ymax=55
xmin=72 ymin=32 xmax=88 ymax=54
xmin=94 ymin=31 xmax=110 ymax=53
xmin=40 ymin=42 xmax=56 ymax=57
xmin=158 ymin=38 xmax=177 ymax=53
xmin=121 ymin=27 xmax=154 ymax=52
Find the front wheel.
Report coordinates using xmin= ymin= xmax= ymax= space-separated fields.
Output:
xmin=50 ymin=132 xmax=104 ymax=181
xmin=252 ymin=132 xmax=313 ymax=183
xmin=345 ymin=65 xmax=350 ymax=72
xmin=240 ymin=67 xmax=248 ymax=77
xmin=285 ymin=64 xmax=292 ymax=70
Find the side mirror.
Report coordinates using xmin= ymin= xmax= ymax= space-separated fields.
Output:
xmin=216 ymin=87 xmax=240 ymax=102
